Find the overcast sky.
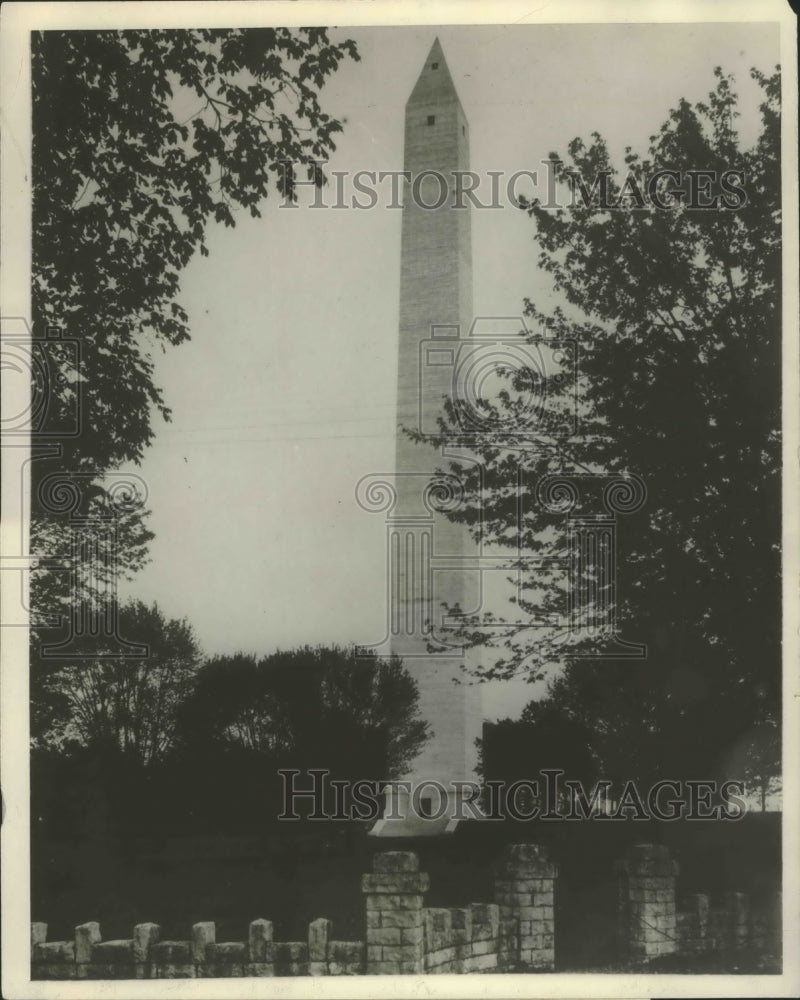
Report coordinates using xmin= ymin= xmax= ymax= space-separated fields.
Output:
xmin=119 ymin=21 xmax=779 ymax=720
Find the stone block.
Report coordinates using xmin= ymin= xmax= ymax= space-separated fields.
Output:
xmin=133 ymin=922 xmax=160 ymax=963
xmin=362 ymin=873 xmax=430 ymax=895
xmin=425 ymin=908 xmax=451 ymax=932
xmin=245 ymin=961 xmax=274 ymax=977
xmin=380 ymin=909 xmax=421 ymax=929
xmin=75 ymin=922 xmax=101 ymax=963
xmin=504 ymin=843 xmax=549 ymax=865
xmin=471 ymin=938 xmax=495 ymax=956
xmin=153 ymin=941 xmax=192 ymax=963
xmin=216 ymin=941 xmax=246 ymax=960
xmin=90 ymin=963 xmax=117 ymax=979
xmin=469 ymin=902 xmax=500 ymax=938
xmin=273 ymin=942 xmax=309 ymax=976
xmin=248 ymin=919 xmax=273 ymax=962
xmin=31 ymin=923 xmax=48 ymax=948
xmin=370 ymin=927 xmax=402 ymax=946
xmin=401 ymin=925 xmax=424 ymax=945
xmin=92 ymin=939 xmax=133 ymax=962
xmin=366 ymin=893 xmax=424 ymax=911
xmin=157 ymin=963 xmax=195 ymax=978
xmin=34 ymin=941 xmax=75 ymax=963
xmin=33 ymin=962 xmax=77 ymax=980
xmin=191 ymin=922 xmax=215 ymax=964
xmin=382 ymin=945 xmax=419 ymax=963
xmin=327 ymin=940 xmax=364 ymax=970
xmin=274 ymin=941 xmax=307 ymax=961
xmin=308 ymin=918 xmax=332 ymax=961
xmin=373 ymin=852 xmax=419 ymax=873
xmin=369 ymin=959 xmax=400 ymax=974
xmin=328 ymin=961 xmax=360 ymax=976
xmin=195 ymin=961 xmax=218 ymax=977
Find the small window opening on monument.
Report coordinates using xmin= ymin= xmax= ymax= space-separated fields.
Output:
xmin=431 ymin=62 xmax=439 ymax=69
xmin=427 ymin=115 xmax=435 ymax=125
xmin=419 ymin=796 xmax=434 ymax=818
xmin=462 ymin=125 xmax=465 ymax=135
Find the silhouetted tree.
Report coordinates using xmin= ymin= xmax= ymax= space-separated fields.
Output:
xmin=177 ymin=646 xmax=429 ymax=782
xmin=32 ymin=27 xmax=358 ymax=474
xmin=37 ymin=600 xmax=201 ymax=764
xmin=479 ymin=700 xmax=598 ymax=813
xmin=29 ymin=28 xmax=359 ymax=730
xmin=421 ymin=67 xmax=781 ymax=784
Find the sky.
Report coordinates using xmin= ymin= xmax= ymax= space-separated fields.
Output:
xmin=119 ymin=21 xmax=780 ymax=721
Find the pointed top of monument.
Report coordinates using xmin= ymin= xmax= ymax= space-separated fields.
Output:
xmin=407 ymin=37 xmax=463 ymax=108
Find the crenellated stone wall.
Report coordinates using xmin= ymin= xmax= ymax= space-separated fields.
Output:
xmin=32 ymin=843 xmax=555 ymax=979
xmin=30 ymin=841 xmax=779 ymax=978
xmin=615 ymin=843 xmax=782 ymax=963
xmin=31 ymin=916 xmax=364 ymax=979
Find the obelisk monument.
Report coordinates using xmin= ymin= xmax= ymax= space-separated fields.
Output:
xmin=371 ymin=38 xmax=483 ymax=835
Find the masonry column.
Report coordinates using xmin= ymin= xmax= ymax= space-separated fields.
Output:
xmin=494 ymin=844 xmax=557 ymax=969
xmin=362 ymin=852 xmax=428 ymax=974
xmin=615 ymin=843 xmax=678 ymax=960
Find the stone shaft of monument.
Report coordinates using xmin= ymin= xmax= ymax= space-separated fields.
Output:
xmin=385 ymin=38 xmax=483 ymax=826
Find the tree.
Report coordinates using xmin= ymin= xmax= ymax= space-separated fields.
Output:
xmin=32 ymin=27 xmax=358 ymax=473
xmin=423 ymin=68 xmax=781 ymax=784
xmin=479 ymin=700 xmax=598 ymax=814
xmin=726 ymin=707 xmax=781 ymax=812
xmin=37 ymin=600 xmax=202 ymax=765
xmin=176 ymin=645 xmax=430 ymax=782
xmin=29 ymin=28 xmax=358 ymax=720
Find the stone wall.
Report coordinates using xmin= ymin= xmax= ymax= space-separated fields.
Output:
xmin=360 ymin=846 xmax=552 ymax=974
xmin=615 ymin=843 xmax=781 ymax=963
xmin=31 ymin=917 xmax=364 ymax=979
xmin=494 ymin=843 xmax=557 ymax=968
xmin=614 ymin=843 xmax=679 ymax=959
xmin=31 ymin=841 xmax=779 ymax=978
xmin=32 ymin=843 xmax=557 ymax=979
xmin=676 ymin=889 xmax=782 ymax=955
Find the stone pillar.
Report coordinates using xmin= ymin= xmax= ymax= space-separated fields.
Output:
xmin=362 ymin=851 xmax=428 ymax=974
xmin=192 ymin=921 xmax=216 ymax=976
xmin=494 ymin=844 xmax=557 ymax=969
xmin=75 ymin=921 xmax=101 ymax=978
xmin=309 ymin=918 xmax=332 ymax=976
xmin=615 ymin=843 xmax=678 ymax=960
xmin=247 ymin=919 xmax=274 ymax=977
xmin=133 ymin=922 xmax=160 ymax=978
xmin=679 ymin=892 xmax=712 ymax=952
xmin=723 ymin=891 xmax=750 ymax=950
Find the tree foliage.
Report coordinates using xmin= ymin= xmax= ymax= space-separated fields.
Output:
xmin=176 ymin=645 xmax=430 ymax=781
xmin=37 ymin=600 xmax=202 ymax=765
xmin=32 ymin=27 xmax=358 ymax=472
xmin=478 ymin=699 xmax=598 ymax=812
xmin=425 ymin=68 xmax=781 ymax=783
xmin=29 ymin=27 xmax=358 ymax=687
